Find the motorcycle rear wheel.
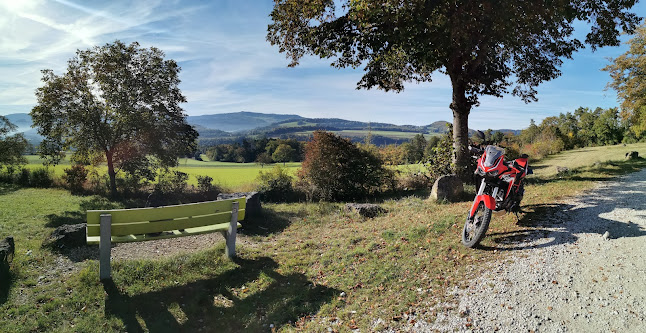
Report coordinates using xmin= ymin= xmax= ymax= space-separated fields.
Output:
xmin=462 ymin=202 xmax=492 ymax=248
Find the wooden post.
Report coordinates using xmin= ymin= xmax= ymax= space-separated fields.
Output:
xmin=99 ymin=214 xmax=112 ymax=280
xmin=225 ymin=201 xmax=239 ymax=258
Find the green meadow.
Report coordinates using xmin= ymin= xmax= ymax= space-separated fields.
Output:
xmin=23 ymin=155 xmax=301 ymax=190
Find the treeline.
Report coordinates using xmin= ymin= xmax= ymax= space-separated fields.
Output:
xmin=204 ymin=138 xmax=305 ymax=164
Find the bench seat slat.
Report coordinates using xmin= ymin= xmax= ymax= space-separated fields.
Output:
xmin=87 ymin=198 xmax=246 ymax=226
xmin=86 ymin=222 xmax=242 ymax=244
xmin=86 ymin=210 xmax=245 ymax=237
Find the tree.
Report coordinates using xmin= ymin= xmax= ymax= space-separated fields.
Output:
xmin=272 ymin=143 xmax=295 ymax=165
xmin=0 ymin=116 xmax=28 ymax=169
xmin=267 ymin=0 xmax=640 ymax=177
xmin=298 ymin=130 xmax=392 ymax=201
xmin=31 ymin=41 xmax=198 ymax=197
xmin=406 ymin=134 xmax=427 ymax=163
xmin=604 ymin=22 xmax=646 ymax=137
xmin=255 ymin=152 xmax=274 ymax=167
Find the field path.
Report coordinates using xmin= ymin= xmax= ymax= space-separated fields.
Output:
xmin=414 ymin=168 xmax=646 ymax=332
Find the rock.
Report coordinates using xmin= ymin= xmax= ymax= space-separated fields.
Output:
xmin=556 ymin=166 xmax=570 ymax=174
xmin=625 ymin=151 xmax=639 ymax=160
xmin=217 ymin=192 xmax=261 ymax=218
xmin=345 ymin=203 xmax=386 ymax=218
xmin=430 ymin=174 xmax=464 ymax=202
xmin=602 ymin=231 xmax=610 ymax=240
xmin=45 ymin=224 xmax=87 ymax=249
xmin=1 ymin=236 xmax=15 ymax=273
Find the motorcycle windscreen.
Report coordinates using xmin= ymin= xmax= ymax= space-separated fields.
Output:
xmin=483 ymin=145 xmax=505 ymax=167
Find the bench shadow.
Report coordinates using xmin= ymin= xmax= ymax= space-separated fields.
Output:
xmin=103 ymin=256 xmax=339 ymax=332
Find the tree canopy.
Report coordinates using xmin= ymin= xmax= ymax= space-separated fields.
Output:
xmin=0 ymin=116 xmax=28 ymax=168
xmin=268 ymin=0 xmax=640 ymax=177
xmin=31 ymin=41 xmax=198 ymax=196
xmin=604 ymin=21 xmax=646 ymax=137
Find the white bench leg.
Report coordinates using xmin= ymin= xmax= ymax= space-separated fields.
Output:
xmin=225 ymin=201 xmax=238 ymax=258
xmin=99 ymin=214 xmax=112 ymax=280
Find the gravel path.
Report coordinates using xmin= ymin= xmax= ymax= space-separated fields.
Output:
xmin=415 ymin=168 xmax=646 ymax=332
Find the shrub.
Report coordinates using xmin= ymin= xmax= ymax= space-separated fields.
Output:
xmin=298 ymin=131 xmax=393 ymax=201
xmin=155 ymin=170 xmax=189 ymax=195
xmin=16 ymin=168 xmax=30 ymax=186
xmin=30 ymin=168 xmax=53 ymax=188
xmin=196 ymin=175 xmax=221 ymax=200
xmin=425 ymin=133 xmax=453 ymax=183
xmin=63 ymin=164 xmax=88 ymax=194
xmin=397 ymin=171 xmax=432 ymax=191
xmin=256 ymin=165 xmax=295 ymax=202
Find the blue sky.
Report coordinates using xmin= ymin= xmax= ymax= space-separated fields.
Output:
xmin=0 ymin=0 xmax=644 ymax=130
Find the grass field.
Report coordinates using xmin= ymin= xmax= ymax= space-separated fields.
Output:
xmin=22 ymin=155 xmax=301 ymax=190
xmin=2 ymin=144 xmax=646 ymax=331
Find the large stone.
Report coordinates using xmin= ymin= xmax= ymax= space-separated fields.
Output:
xmin=625 ymin=151 xmax=639 ymax=160
xmin=1 ymin=236 xmax=15 ymax=272
xmin=556 ymin=166 xmax=570 ymax=174
xmin=217 ymin=192 xmax=261 ymax=218
xmin=45 ymin=224 xmax=87 ymax=249
xmin=345 ymin=203 xmax=386 ymax=218
xmin=430 ymin=174 xmax=464 ymax=202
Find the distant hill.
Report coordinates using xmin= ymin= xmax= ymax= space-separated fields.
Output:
xmin=187 ymin=111 xmax=303 ymax=133
xmin=3 ymin=112 xmax=520 ymax=147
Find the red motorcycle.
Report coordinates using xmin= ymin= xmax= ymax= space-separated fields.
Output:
xmin=462 ymin=145 xmax=531 ymax=248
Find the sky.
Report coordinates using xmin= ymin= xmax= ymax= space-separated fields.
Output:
xmin=0 ymin=0 xmax=644 ymax=130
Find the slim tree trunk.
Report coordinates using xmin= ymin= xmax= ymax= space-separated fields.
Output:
xmin=106 ymin=150 xmax=117 ymax=198
xmin=448 ymin=73 xmax=472 ymax=180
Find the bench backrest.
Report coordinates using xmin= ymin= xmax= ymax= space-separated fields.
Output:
xmin=86 ymin=198 xmax=246 ymax=239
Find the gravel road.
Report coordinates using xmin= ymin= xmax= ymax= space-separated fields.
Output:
xmin=414 ymin=168 xmax=646 ymax=332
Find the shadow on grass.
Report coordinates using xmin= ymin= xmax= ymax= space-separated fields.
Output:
xmin=0 ymin=269 xmax=12 ymax=305
xmin=0 ymin=183 xmax=20 ymax=196
xmin=240 ymin=208 xmax=293 ymax=236
xmin=103 ymin=257 xmax=339 ymax=332
xmin=526 ymin=158 xmax=646 ymax=186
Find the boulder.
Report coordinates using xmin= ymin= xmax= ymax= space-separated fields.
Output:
xmin=625 ymin=151 xmax=639 ymax=160
xmin=556 ymin=166 xmax=570 ymax=174
xmin=345 ymin=203 xmax=386 ymax=218
xmin=45 ymin=224 xmax=86 ymax=249
xmin=1 ymin=236 xmax=15 ymax=273
xmin=217 ymin=192 xmax=261 ymax=218
xmin=430 ymin=174 xmax=463 ymax=202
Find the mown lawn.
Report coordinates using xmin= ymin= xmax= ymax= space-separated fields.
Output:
xmin=1 ymin=143 xmax=645 ymax=332
xmin=22 ymin=155 xmax=301 ymax=190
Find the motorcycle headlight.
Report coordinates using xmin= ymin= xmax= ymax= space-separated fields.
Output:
xmin=487 ymin=170 xmax=499 ymax=177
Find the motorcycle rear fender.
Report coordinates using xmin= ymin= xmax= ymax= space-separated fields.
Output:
xmin=470 ymin=194 xmax=496 ymax=217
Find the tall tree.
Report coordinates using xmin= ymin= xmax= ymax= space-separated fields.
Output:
xmin=0 ymin=116 xmax=28 ymax=168
xmin=267 ymin=0 xmax=640 ymax=177
xmin=604 ymin=21 xmax=646 ymax=137
xmin=31 ymin=41 xmax=198 ymax=197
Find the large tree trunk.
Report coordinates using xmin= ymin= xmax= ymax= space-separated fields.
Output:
xmin=105 ymin=150 xmax=117 ymax=198
xmin=449 ymin=75 xmax=472 ymax=180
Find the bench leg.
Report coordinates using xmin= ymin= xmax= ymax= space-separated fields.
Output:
xmin=225 ymin=201 xmax=239 ymax=258
xmin=99 ymin=214 xmax=112 ymax=280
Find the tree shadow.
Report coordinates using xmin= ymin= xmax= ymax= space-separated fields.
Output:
xmin=478 ymin=170 xmax=646 ymax=251
xmin=103 ymin=256 xmax=339 ymax=332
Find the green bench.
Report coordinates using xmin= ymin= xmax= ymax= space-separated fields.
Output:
xmin=86 ymin=198 xmax=246 ymax=280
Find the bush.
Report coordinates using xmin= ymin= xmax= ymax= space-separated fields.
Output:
xmin=397 ymin=171 xmax=432 ymax=191
xmin=196 ymin=175 xmax=220 ymax=200
xmin=256 ymin=165 xmax=295 ymax=202
xmin=63 ymin=164 xmax=88 ymax=194
xmin=30 ymin=168 xmax=53 ymax=188
xmin=155 ymin=170 xmax=189 ymax=195
xmin=298 ymin=131 xmax=393 ymax=201
xmin=16 ymin=168 xmax=31 ymax=186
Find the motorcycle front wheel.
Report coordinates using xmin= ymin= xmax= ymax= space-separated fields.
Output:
xmin=462 ymin=202 xmax=492 ymax=248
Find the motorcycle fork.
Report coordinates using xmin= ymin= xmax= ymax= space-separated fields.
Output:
xmin=469 ymin=179 xmax=499 ymax=218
